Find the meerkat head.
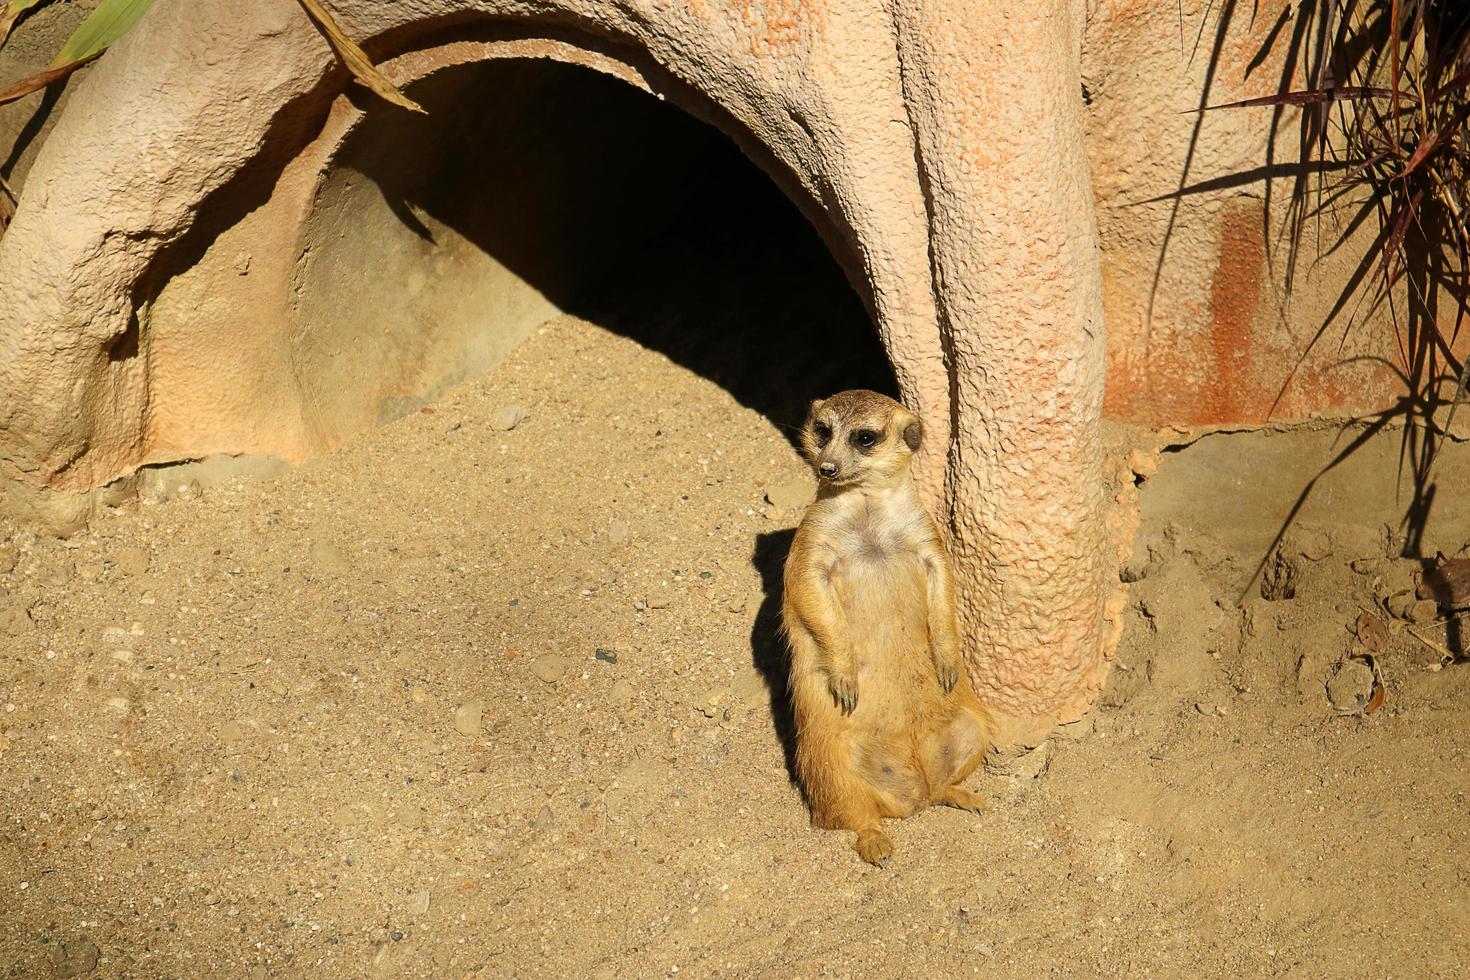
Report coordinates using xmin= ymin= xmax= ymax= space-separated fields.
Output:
xmin=800 ymin=390 xmax=922 ymax=489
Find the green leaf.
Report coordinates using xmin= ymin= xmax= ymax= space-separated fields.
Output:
xmin=49 ymin=0 xmax=158 ymax=68
xmin=5 ymin=0 xmax=51 ymax=16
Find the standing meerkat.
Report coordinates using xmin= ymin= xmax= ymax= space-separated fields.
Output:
xmin=781 ymin=389 xmax=991 ymax=865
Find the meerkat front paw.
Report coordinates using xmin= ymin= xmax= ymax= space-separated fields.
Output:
xmin=933 ymin=654 xmax=962 ymax=693
xmin=827 ymin=669 xmax=859 ymax=715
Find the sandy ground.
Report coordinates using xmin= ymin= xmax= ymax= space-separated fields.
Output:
xmin=2 ymin=309 xmax=1469 ymax=978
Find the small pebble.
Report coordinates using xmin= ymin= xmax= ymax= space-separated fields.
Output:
xmin=1408 ymin=599 xmax=1438 ymax=625
xmin=39 ymin=561 xmax=74 ymax=586
xmin=764 ymin=476 xmax=814 ymax=511
xmin=1292 ymin=526 xmax=1333 ymax=561
xmin=51 ymin=936 xmax=101 ymax=979
xmin=371 ymin=942 xmax=393 ymax=973
xmin=1327 ymin=660 xmax=1376 ymax=713
xmin=309 ymin=539 xmax=350 ymax=575
xmin=491 ymin=405 xmax=528 ymax=431
xmin=1386 ymin=592 xmax=1416 ymax=619
xmin=594 ymin=648 xmax=617 ymax=665
xmin=0 ymin=606 xmax=32 ymax=636
xmin=532 ymin=655 xmax=568 ymax=684
xmin=113 ymin=546 xmax=150 ymax=577
xmin=452 ymin=701 xmax=483 ymax=737
xmin=608 ymin=520 xmax=631 ymax=547
xmin=732 ymin=667 xmax=767 ymax=702
xmin=699 ymin=690 xmax=728 ymax=718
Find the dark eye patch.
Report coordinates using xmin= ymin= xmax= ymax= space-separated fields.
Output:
xmin=850 ymin=429 xmax=881 ymax=451
xmin=812 ymin=422 xmax=833 ymax=445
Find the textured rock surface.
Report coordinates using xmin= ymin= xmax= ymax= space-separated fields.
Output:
xmin=1082 ymin=0 xmax=1451 ymax=424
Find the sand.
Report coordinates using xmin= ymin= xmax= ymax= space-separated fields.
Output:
xmin=2 ymin=313 xmax=1469 ymax=977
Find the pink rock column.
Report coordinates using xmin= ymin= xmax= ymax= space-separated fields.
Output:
xmin=893 ymin=0 xmax=1110 ymax=745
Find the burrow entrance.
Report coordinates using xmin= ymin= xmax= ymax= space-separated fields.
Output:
xmin=293 ymin=56 xmax=895 ymax=446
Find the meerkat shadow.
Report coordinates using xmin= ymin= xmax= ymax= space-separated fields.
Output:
xmin=750 ymin=528 xmax=800 ymax=784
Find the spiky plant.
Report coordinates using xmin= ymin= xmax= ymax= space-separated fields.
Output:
xmin=1203 ymin=1 xmax=1470 ymax=467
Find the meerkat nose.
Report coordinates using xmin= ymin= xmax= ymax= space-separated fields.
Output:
xmin=819 ymin=462 xmax=839 ymax=479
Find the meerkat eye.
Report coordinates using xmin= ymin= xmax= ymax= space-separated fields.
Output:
xmin=852 ymin=429 xmax=880 ymax=449
xmin=813 ymin=422 xmax=833 ymax=444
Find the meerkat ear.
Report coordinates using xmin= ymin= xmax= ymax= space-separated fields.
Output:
xmin=808 ymin=398 xmax=825 ymax=418
xmin=902 ymin=413 xmax=923 ymax=452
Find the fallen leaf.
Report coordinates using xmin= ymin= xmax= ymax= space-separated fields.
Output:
xmin=296 ymin=0 xmax=424 ymax=113
xmin=1365 ymin=672 xmax=1386 ymax=714
xmin=0 ymin=53 xmax=100 ymax=106
xmin=1357 ymin=652 xmax=1387 ymax=715
xmin=1356 ymin=611 xmax=1388 ymax=652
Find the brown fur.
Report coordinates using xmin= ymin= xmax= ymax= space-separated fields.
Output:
xmin=781 ymin=390 xmax=992 ymax=865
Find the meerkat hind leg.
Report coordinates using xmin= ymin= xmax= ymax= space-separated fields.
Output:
xmin=939 ymin=785 xmax=988 ymax=813
xmin=854 ymin=827 xmax=895 ymax=866
xmin=922 ymin=703 xmax=989 ymax=813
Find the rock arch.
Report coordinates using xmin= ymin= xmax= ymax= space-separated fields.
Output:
xmin=0 ymin=0 xmax=1107 ymax=745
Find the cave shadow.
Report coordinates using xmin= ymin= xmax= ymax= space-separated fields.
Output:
xmin=328 ymin=58 xmax=891 ymax=775
xmin=750 ymin=529 xmax=799 ymax=787
xmin=336 ymin=56 xmax=897 ymax=449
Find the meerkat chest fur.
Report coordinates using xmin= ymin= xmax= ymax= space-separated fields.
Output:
xmin=809 ymin=486 xmax=932 ymax=582
xmin=800 ymin=485 xmax=939 ymax=673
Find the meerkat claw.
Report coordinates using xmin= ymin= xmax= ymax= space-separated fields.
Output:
xmin=829 ymin=676 xmax=859 ymax=715
xmin=936 ymin=662 xmax=959 ymax=693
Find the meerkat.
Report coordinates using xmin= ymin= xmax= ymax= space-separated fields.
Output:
xmin=781 ymin=389 xmax=991 ymax=866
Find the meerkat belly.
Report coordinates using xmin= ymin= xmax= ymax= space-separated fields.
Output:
xmin=831 ymin=545 xmax=936 ymax=812
xmin=832 ymin=542 xmax=932 ymax=710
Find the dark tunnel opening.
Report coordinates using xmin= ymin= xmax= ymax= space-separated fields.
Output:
xmin=296 ymin=56 xmax=896 ymax=446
